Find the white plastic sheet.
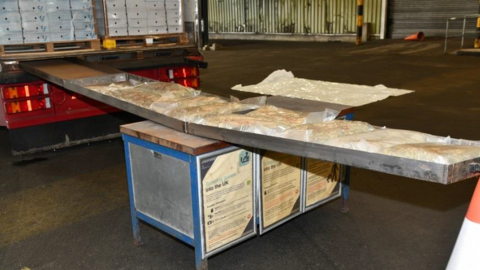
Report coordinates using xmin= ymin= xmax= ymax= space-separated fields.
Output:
xmin=232 ymin=70 xmax=414 ymax=107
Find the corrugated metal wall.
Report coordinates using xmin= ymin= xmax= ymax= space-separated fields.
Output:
xmin=209 ymin=0 xmax=383 ymax=36
xmin=388 ymin=0 xmax=479 ymax=38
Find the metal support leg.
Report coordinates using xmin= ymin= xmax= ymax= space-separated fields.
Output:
xmin=124 ymin=136 xmax=143 ymax=247
xmin=131 ymin=212 xmax=142 ymax=247
xmin=195 ymin=251 xmax=208 ymax=270
xmin=341 ymin=166 xmax=351 ymax=213
xmin=190 ymin=160 xmax=208 ymax=270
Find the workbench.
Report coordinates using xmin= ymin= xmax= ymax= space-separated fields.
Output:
xmin=121 ymin=121 xmax=349 ymax=270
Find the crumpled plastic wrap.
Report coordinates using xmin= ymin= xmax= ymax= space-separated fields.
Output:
xmin=202 ymin=105 xmax=341 ymax=137
xmin=282 ymin=120 xmax=375 ymax=142
xmin=108 ymin=89 xmax=166 ymax=108
xmin=87 ymin=81 xmax=200 ymax=108
xmin=232 ymin=70 xmax=414 ymax=106
xmin=246 ymin=105 xmax=310 ymax=125
xmin=150 ymin=95 xmax=229 ymax=114
xmin=88 ymin=81 xmax=200 ymax=95
xmin=246 ymin=105 xmax=331 ymax=125
xmin=167 ymin=98 xmax=263 ymax=123
xmin=382 ymin=143 xmax=480 ymax=164
xmin=202 ymin=114 xmax=294 ymax=135
xmin=322 ymin=128 xmax=437 ymax=153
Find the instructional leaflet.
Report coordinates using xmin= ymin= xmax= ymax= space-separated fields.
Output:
xmin=200 ymin=149 xmax=254 ymax=253
xmin=305 ymin=159 xmax=341 ymax=208
xmin=261 ymin=151 xmax=302 ymax=228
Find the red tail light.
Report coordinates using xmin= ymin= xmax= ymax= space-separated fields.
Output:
xmin=185 ymin=55 xmax=204 ymax=62
xmin=5 ymin=97 xmax=52 ymax=115
xmin=169 ymin=67 xmax=199 ymax=79
xmin=1 ymin=83 xmax=49 ymax=100
xmin=175 ymin=78 xmax=199 ymax=88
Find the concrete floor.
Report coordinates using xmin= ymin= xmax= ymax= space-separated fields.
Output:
xmin=1 ymin=39 xmax=479 ymax=270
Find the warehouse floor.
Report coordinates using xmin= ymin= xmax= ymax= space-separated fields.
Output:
xmin=1 ymin=38 xmax=479 ymax=270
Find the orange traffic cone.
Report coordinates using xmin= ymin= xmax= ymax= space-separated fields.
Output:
xmin=404 ymin=32 xmax=425 ymax=41
xmin=447 ymin=178 xmax=480 ymax=270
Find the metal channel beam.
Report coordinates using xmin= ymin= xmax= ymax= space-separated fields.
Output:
xmin=19 ymin=59 xmax=480 ymax=185
xmin=20 ymin=59 xmax=186 ymax=132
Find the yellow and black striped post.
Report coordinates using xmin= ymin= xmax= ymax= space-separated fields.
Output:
xmin=476 ymin=1 xmax=480 ymax=48
xmin=356 ymin=0 xmax=364 ymax=45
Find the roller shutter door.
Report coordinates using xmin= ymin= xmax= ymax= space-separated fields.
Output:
xmin=388 ymin=0 xmax=478 ymax=38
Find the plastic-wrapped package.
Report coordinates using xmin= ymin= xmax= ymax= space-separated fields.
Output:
xmin=88 ymin=81 xmax=199 ymax=95
xmin=246 ymin=105 xmax=311 ymax=125
xmin=200 ymin=105 xmax=340 ymax=137
xmin=323 ymin=128 xmax=432 ymax=153
xmin=382 ymin=143 xmax=480 ymax=164
xmin=167 ymin=102 xmax=261 ymax=123
xmin=246 ymin=105 xmax=339 ymax=125
xmin=232 ymin=70 xmax=413 ymax=106
xmin=107 ymin=89 xmax=166 ymax=108
xmin=202 ymin=114 xmax=292 ymax=135
xmin=87 ymin=81 xmax=201 ymax=108
xmin=283 ymin=120 xmax=375 ymax=142
xmin=150 ymin=95 xmax=229 ymax=114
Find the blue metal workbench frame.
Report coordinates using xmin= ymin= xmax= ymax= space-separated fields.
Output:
xmin=123 ymin=135 xmax=208 ymax=270
xmin=122 ymin=111 xmax=354 ymax=270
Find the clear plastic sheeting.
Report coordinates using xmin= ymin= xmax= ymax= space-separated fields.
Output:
xmin=246 ymin=105 xmax=320 ymax=125
xmin=167 ymin=101 xmax=262 ymax=123
xmin=232 ymin=70 xmax=414 ymax=107
xmin=150 ymin=95 xmax=229 ymax=114
xmin=88 ymin=80 xmax=200 ymax=95
xmin=382 ymin=143 xmax=480 ymax=165
xmin=202 ymin=114 xmax=296 ymax=135
xmin=201 ymin=105 xmax=338 ymax=136
xmin=87 ymin=81 xmax=200 ymax=108
xmin=322 ymin=129 xmax=445 ymax=153
xmin=283 ymin=120 xmax=375 ymax=142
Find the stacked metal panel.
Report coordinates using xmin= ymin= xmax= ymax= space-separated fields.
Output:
xmin=48 ymin=0 xmax=74 ymax=42
xmin=0 ymin=0 xmax=23 ymax=44
xmin=70 ymin=0 xmax=97 ymax=41
xmin=0 ymin=0 xmax=97 ymax=45
xmin=94 ymin=0 xmax=183 ymax=38
xmin=165 ymin=0 xmax=182 ymax=33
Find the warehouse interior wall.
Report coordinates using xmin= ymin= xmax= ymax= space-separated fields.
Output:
xmin=208 ymin=0 xmax=384 ymax=40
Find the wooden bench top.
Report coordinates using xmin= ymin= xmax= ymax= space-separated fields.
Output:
xmin=120 ymin=121 xmax=230 ymax=156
